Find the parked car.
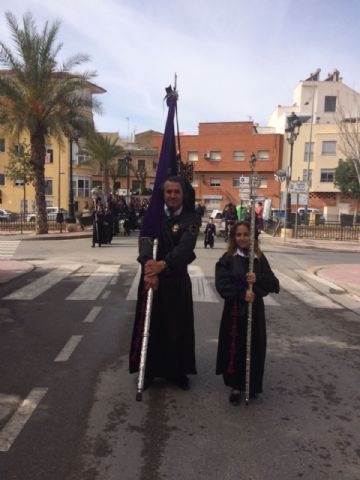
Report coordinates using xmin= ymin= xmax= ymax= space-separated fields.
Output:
xmin=26 ymin=207 xmax=69 ymax=222
xmin=0 ymin=208 xmax=17 ymax=221
xmin=297 ymin=207 xmax=325 ymax=224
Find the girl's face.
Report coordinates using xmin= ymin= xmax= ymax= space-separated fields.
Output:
xmin=235 ymin=224 xmax=250 ymax=250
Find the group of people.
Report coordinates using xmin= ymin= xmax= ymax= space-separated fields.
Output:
xmin=129 ymin=177 xmax=279 ymax=405
xmin=90 ymin=193 xmax=150 ymax=247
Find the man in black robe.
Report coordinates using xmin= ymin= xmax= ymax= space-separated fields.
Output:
xmin=129 ymin=177 xmax=200 ymax=390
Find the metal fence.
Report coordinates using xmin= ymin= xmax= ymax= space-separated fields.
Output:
xmin=296 ymin=222 xmax=360 ymax=241
xmin=0 ymin=215 xmax=67 ymax=233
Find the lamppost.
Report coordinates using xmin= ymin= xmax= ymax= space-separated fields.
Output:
xmin=136 ymin=168 xmax=146 ymax=196
xmin=304 ymin=89 xmax=316 ymax=223
xmin=124 ymin=151 xmax=132 ymax=203
xmin=284 ymin=112 xmax=302 ymax=230
xmin=68 ymin=132 xmax=80 ymax=223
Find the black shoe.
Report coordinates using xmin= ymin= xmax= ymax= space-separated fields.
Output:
xmin=177 ymin=375 xmax=190 ymax=390
xmin=229 ymin=390 xmax=241 ymax=406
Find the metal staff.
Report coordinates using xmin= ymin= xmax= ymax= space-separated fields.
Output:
xmin=136 ymin=238 xmax=159 ymax=401
xmin=245 ymin=153 xmax=260 ymax=405
xmin=91 ymin=188 xmax=100 ymax=245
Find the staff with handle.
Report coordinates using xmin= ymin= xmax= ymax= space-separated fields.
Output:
xmin=136 ymin=238 xmax=159 ymax=401
xmin=245 ymin=153 xmax=260 ymax=405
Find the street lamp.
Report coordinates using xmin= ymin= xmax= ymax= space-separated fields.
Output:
xmin=136 ymin=169 xmax=146 ymax=196
xmin=284 ymin=112 xmax=302 ymax=230
xmin=124 ymin=151 xmax=132 ymax=203
xmin=68 ymin=131 xmax=80 ymax=223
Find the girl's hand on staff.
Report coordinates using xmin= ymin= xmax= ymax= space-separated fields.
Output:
xmin=245 ymin=290 xmax=255 ymax=303
xmin=144 ymin=274 xmax=159 ymax=291
xmin=246 ymin=272 xmax=256 ymax=284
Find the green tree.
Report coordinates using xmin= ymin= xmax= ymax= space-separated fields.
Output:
xmin=83 ymin=133 xmax=124 ymax=194
xmin=334 ymin=159 xmax=360 ymax=222
xmin=5 ymin=142 xmax=35 ymax=213
xmin=0 ymin=12 xmax=100 ymax=233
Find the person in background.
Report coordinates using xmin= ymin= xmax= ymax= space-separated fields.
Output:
xmin=255 ymin=201 xmax=264 ymax=232
xmin=204 ymin=217 xmax=216 ymax=248
xmin=215 ymin=221 xmax=279 ymax=406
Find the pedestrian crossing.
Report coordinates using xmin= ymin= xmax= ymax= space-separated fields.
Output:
xmin=0 ymin=241 xmax=21 ymax=259
xmin=1 ymin=262 xmax=359 ymax=312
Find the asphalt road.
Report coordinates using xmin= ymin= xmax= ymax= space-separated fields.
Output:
xmin=0 ymin=235 xmax=359 ymax=480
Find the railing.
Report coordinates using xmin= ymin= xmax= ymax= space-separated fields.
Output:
xmin=0 ymin=215 xmax=67 ymax=233
xmin=297 ymin=222 xmax=360 ymax=241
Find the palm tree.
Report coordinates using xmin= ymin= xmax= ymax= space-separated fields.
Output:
xmin=83 ymin=133 xmax=124 ymax=195
xmin=0 ymin=12 xmax=101 ymax=233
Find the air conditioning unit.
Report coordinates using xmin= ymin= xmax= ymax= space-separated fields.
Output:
xmin=204 ymin=152 xmax=210 ymax=159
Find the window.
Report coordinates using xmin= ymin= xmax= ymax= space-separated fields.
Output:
xmin=303 ymin=169 xmax=313 ymax=183
xmin=0 ymin=173 xmax=5 ymax=186
xmin=322 ymin=141 xmax=336 ymax=155
xmin=258 ymin=150 xmax=269 ymax=161
xmin=232 ymin=178 xmax=240 ymax=187
xmin=209 ymin=151 xmax=221 ymax=161
xmin=45 ymin=146 xmax=53 ymax=164
xmin=153 ymin=161 xmax=158 ymax=171
xmin=324 ymin=96 xmax=336 ymax=112
xmin=73 ymin=176 xmax=91 ymax=197
xmin=259 ymin=179 xmax=268 ymax=188
xmin=233 ymin=150 xmax=245 ymax=161
xmin=45 ymin=179 xmax=53 ymax=195
xmin=0 ymin=139 xmax=5 ymax=152
xmin=77 ymin=148 xmax=88 ymax=165
xmin=320 ymin=169 xmax=335 ymax=183
xmin=132 ymin=180 xmax=141 ymax=193
xmin=304 ymin=142 xmax=314 ymax=162
xmin=45 ymin=200 xmax=53 ymax=208
xmin=138 ymin=159 xmax=145 ymax=170
xmin=210 ymin=178 xmax=221 ymax=186
xmin=92 ymin=180 xmax=102 ymax=189
xmin=188 ymin=151 xmax=198 ymax=162
xmin=119 ymin=159 xmax=127 ymax=175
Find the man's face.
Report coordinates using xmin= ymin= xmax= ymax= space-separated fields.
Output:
xmin=164 ymin=181 xmax=183 ymax=211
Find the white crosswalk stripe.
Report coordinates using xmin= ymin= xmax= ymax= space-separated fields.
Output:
xmin=126 ymin=265 xmax=218 ymax=302
xmin=273 ymin=269 xmax=342 ymax=309
xmin=66 ymin=264 xmax=120 ymax=300
xmin=4 ymin=264 xmax=82 ymax=300
xmin=0 ymin=241 xmax=21 ymax=259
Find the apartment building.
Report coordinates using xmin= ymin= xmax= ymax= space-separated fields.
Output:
xmin=268 ymin=68 xmax=360 ymax=218
xmin=140 ymin=122 xmax=283 ymax=211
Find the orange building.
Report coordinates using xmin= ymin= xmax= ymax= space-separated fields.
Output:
xmin=141 ymin=122 xmax=283 ymax=211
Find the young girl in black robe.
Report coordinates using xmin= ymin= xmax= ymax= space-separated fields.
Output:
xmin=215 ymin=221 xmax=279 ymax=405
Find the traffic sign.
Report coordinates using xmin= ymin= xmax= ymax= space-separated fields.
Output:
xmin=290 ymin=181 xmax=308 ymax=194
xmin=239 ymin=176 xmax=250 ymax=184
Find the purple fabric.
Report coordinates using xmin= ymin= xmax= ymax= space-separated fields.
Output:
xmin=140 ymin=93 xmax=178 ymax=237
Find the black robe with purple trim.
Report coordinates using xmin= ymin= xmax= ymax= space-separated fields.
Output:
xmin=215 ymin=252 xmax=280 ymax=393
xmin=129 ymin=210 xmax=200 ymax=379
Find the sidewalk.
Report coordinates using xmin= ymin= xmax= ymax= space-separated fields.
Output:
xmin=0 ymin=260 xmax=34 ymax=284
xmin=0 ymin=230 xmax=92 ymax=241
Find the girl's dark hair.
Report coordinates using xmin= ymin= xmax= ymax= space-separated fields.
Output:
xmin=227 ymin=221 xmax=262 ymax=257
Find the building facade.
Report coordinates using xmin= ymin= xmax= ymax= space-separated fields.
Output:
xmin=141 ymin=122 xmax=283 ymax=211
xmin=268 ymin=68 xmax=360 ymax=218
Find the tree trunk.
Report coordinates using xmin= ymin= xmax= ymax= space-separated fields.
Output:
xmin=103 ymin=169 xmax=110 ymax=196
xmin=31 ymin=131 xmax=48 ymax=234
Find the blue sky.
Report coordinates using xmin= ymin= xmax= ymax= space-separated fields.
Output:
xmin=0 ymin=0 xmax=359 ymax=138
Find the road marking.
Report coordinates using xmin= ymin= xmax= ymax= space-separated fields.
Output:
xmin=126 ymin=266 xmax=141 ymax=300
xmin=0 ymin=388 xmax=48 ymax=452
xmin=188 ymin=265 xmax=219 ymax=303
xmin=126 ymin=265 xmax=218 ymax=302
xmin=264 ymin=295 xmax=280 ymax=306
xmin=83 ymin=306 xmax=102 ymax=323
xmin=3 ymin=264 xmax=81 ymax=300
xmin=0 ymin=241 xmax=21 ymax=259
xmin=273 ymin=270 xmax=342 ymax=309
xmin=54 ymin=335 xmax=83 ymax=362
xmin=66 ymin=265 xmax=120 ymax=300
xmin=109 ymin=275 xmax=117 ymax=285
xmin=101 ymin=290 xmax=111 ymax=299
